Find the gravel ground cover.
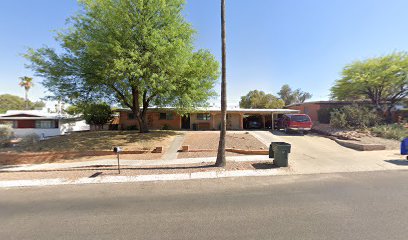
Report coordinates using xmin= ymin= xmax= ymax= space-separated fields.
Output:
xmin=177 ymin=132 xmax=267 ymax=159
xmin=313 ymin=123 xmax=400 ymax=150
xmin=0 ymin=161 xmax=275 ymax=181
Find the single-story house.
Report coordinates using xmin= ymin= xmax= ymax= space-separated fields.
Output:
xmin=117 ymin=107 xmax=299 ymax=130
xmin=0 ymin=110 xmax=89 ymax=138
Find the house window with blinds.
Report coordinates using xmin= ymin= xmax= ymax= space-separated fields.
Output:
xmin=35 ymin=120 xmax=57 ymax=129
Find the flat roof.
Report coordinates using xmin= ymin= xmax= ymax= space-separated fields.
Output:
xmin=0 ymin=117 xmax=61 ymax=120
xmin=116 ymin=107 xmax=299 ymax=114
xmin=286 ymin=100 xmax=373 ymax=107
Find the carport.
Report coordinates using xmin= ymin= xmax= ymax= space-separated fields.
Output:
xmin=225 ymin=108 xmax=300 ymax=130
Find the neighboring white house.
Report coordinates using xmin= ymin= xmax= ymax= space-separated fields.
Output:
xmin=0 ymin=109 xmax=89 ymax=138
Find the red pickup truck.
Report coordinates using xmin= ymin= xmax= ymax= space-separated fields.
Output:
xmin=275 ymin=114 xmax=313 ymax=134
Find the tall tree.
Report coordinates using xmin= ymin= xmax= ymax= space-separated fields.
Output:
xmin=239 ymin=90 xmax=284 ymax=109
xmin=18 ymin=76 xmax=33 ymax=109
xmin=216 ymin=0 xmax=227 ymax=167
xmin=0 ymin=94 xmax=45 ymax=113
xmin=25 ymin=0 xmax=219 ymax=133
xmin=277 ymin=84 xmax=312 ymax=106
xmin=331 ymin=52 xmax=408 ymax=121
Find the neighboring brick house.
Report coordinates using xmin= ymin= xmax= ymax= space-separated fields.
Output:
xmin=286 ymin=101 xmax=375 ymax=122
xmin=117 ymin=107 xmax=299 ymax=130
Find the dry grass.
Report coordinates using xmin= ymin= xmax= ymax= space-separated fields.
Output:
xmin=1 ymin=130 xmax=178 ymax=152
xmin=0 ymin=130 xmax=179 ymax=165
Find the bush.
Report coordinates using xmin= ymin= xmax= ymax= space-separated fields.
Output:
xmin=371 ymin=124 xmax=407 ymax=141
xmin=19 ymin=134 xmax=40 ymax=146
xmin=0 ymin=125 xmax=13 ymax=147
xmin=330 ymin=109 xmax=348 ymax=128
xmin=161 ymin=124 xmax=171 ymax=130
xmin=81 ymin=103 xmax=114 ymax=127
xmin=125 ymin=125 xmax=138 ymax=131
xmin=330 ymin=104 xmax=381 ymax=129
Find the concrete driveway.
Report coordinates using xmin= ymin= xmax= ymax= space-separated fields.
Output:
xmin=250 ymin=130 xmax=406 ymax=174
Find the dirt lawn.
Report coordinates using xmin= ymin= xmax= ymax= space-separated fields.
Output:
xmin=0 ymin=131 xmax=178 ymax=165
xmin=178 ymin=131 xmax=267 ymax=158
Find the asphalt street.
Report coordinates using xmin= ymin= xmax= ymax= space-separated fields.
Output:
xmin=1 ymin=171 xmax=408 ymax=239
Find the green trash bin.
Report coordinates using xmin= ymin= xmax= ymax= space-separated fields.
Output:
xmin=269 ymin=142 xmax=287 ymax=158
xmin=272 ymin=142 xmax=291 ymax=167
xmin=192 ymin=123 xmax=198 ymax=131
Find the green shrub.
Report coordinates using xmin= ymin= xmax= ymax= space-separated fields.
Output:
xmin=371 ymin=124 xmax=407 ymax=141
xmin=330 ymin=104 xmax=381 ymax=129
xmin=19 ymin=134 xmax=40 ymax=146
xmin=0 ymin=125 xmax=13 ymax=147
xmin=330 ymin=109 xmax=348 ymax=128
xmin=125 ymin=125 xmax=138 ymax=131
xmin=161 ymin=124 xmax=171 ymax=130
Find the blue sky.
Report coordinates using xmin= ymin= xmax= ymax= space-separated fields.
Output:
xmin=1 ymin=0 xmax=408 ymax=107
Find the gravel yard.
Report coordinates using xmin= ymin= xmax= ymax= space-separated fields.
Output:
xmin=177 ymin=131 xmax=267 ymax=159
xmin=313 ymin=123 xmax=400 ymax=150
xmin=0 ymin=161 xmax=274 ymax=181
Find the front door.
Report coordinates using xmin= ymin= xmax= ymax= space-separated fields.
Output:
xmin=181 ymin=114 xmax=190 ymax=129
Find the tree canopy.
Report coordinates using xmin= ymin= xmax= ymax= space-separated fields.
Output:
xmin=331 ymin=52 xmax=408 ymax=120
xmin=0 ymin=94 xmax=45 ymax=114
xmin=239 ymin=90 xmax=284 ymax=109
xmin=25 ymin=0 xmax=219 ymax=132
xmin=277 ymin=84 xmax=312 ymax=106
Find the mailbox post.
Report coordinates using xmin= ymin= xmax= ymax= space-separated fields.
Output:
xmin=113 ymin=147 xmax=122 ymax=174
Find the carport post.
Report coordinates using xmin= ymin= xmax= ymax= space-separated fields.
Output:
xmin=271 ymin=112 xmax=274 ymax=130
xmin=262 ymin=115 xmax=266 ymax=129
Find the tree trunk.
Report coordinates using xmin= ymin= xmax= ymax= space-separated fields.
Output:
xmin=385 ymin=105 xmax=394 ymax=123
xmin=136 ymin=114 xmax=149 ymax=133
xmin=216 ymin=0 xmax=227 ymax=167
xmin=25 ymin=90 xmax=29 ymax=110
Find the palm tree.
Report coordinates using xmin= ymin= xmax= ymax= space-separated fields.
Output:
xmin=19 ymin=76 xmax=33 ymax=110
xmin=215 ymin=0 xmax=227 ymax=167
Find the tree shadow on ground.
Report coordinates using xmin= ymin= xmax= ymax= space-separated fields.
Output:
xmin=0 ymin=164 xmax=219 ymax=174
xmin=251 ymin=162 xmax=278 ymax=169
xmin=270 ymin=130 xmax=327 ymax=138
xmin=385 ymin=159 xmax=408 ymax=166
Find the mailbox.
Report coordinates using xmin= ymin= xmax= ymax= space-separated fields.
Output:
xmin=113 ymin=147 xmax=122 ymax=153
xmin=113 ymin=147 xmax=122 ymax=174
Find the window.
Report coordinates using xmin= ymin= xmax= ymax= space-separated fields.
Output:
xmin=197 ymin=113 xmax=211 ymax=121
xmin=159 ymin=113 xmax=174 ymax=120
xmin=290 ymin=115 xmax=310 ymax=122
xmin=35 ymin=120 xmax=56 ymax=129
xmin=128 ymin=113 xmax=135 ymax=120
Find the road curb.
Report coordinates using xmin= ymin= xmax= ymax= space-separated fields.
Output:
xmin=0 ymin=169 xmax=280 ymax=188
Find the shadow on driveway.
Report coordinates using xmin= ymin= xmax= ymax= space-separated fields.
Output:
xmin=385 ymin=159 xmax=408 ymax=166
